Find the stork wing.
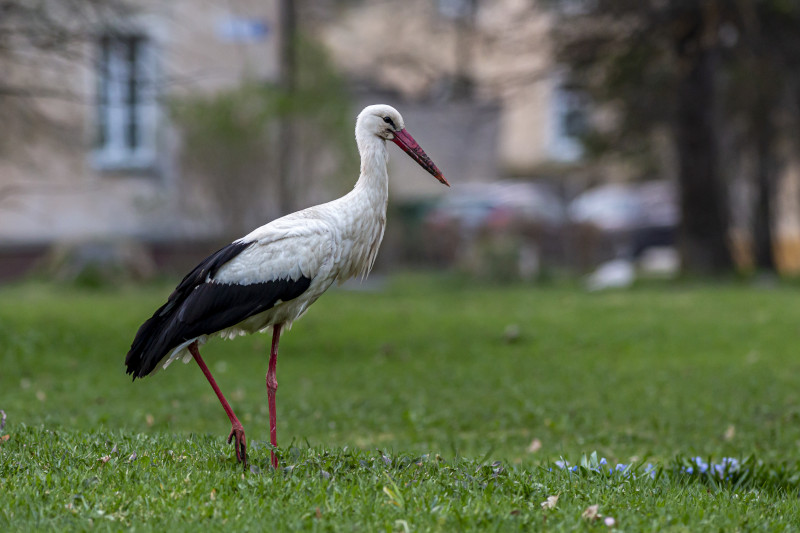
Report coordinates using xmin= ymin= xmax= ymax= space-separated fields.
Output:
xmin=214 ymin=217 xmax=335 ymax=286
xmin=126 ymin=218 xmax=335 ymax=379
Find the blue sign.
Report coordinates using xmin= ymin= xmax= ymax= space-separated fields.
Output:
xmin=216 ymin=18 xmax=270 ymax=43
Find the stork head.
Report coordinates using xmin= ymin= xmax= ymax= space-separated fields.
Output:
xmin=357 ymin=104 xmax=449 ymax=186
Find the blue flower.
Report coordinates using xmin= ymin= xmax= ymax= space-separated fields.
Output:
xmin=683 ymin=457 xmax=742 ymax=479
xmin=550 ymin=455 xmax=744 ymax=482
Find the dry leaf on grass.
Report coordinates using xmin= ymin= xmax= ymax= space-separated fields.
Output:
xmin=724 ymin=424 xmax=736 ymax=441
xmin=541 ymin=495 xmax=559 ymax=509
xmin=582 ymin=504 xmax=600 ymax=521
xmin=527 ymin=438 xmax=542 ymax=453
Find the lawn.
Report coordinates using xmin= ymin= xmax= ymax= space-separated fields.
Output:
xmin=2 ymin=275 xmax=800 ymax=530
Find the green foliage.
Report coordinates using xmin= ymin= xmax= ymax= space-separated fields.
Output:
xmin=170 ymin=34 xmax=357 ymax=235
xmin=172 ymin=34 xmax=353 ymax=147
xmin=553 ymin=2 xmax=800 ymax=175
xmin=4 ymin=276 xmax=800 ymax=529
xmin=174 ymin=81 xmax=279 ymax=156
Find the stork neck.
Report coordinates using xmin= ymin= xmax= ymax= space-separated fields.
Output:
xmin=353 ymin=135 xmax=389 ymax=204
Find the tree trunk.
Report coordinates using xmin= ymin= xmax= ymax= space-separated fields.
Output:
xmin=735 ymin=0 xmax=779 ymax=274
xmin=751 ymin=94 xmax=777 ymax=272
xmin=673 ymin=14 xmax=734 ymax=275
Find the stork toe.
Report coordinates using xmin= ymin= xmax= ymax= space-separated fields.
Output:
xmin=227 ymin=424 xmax=247 ymax=466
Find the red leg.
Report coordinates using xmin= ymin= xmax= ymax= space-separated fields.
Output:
xmin=189 ymin=341 xmax=248 ymax=467
xmin=267 ymin=324 xmax=282 ymax=469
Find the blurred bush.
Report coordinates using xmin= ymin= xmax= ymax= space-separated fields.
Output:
xmin=170 ymin=34 xmax=356 ymax=238
xmin=41 ymin=240 xmax=155 ymax=288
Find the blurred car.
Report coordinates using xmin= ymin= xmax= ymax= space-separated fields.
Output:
xmin=568 ymin=183 xmax=642 ymax=232
xmin=421 ymin=180 xmax=567 ymax=270
xmin=424 ymin=180 xmax=566 ymax=233
xmin=568 ymin=180 xmax=678 ymax=259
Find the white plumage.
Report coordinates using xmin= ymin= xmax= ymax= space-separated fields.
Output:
xmin=126 ymin=104 xmax=448 ymax=468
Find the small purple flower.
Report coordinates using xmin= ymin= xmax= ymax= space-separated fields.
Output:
xmin=683 ymin=457 xmax=741 ymax=479
xmin=691 ymin=457 xmax=709 ymax=474
xmin=551 ymin=455 xmax=744 ymax=482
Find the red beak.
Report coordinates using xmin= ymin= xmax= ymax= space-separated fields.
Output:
xmin=391 ymin=129 xmax=449 ymax=186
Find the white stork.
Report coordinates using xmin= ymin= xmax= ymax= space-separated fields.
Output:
xmin=125 ymin=104 xmax=448 ymax=469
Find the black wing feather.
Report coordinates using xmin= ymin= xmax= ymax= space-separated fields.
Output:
xmin=125 ymin=241 xmax=311 ymax=379
xmin=156 ymin=241 xmax=253 ymax=318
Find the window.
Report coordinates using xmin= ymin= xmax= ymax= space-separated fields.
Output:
xmin=547 ymin=81 xmax=588 ymax=162
xmin=93 ymin=32 xmax=159 ymax=171
xmin=554 ymin=0 xmax=596 ymax=16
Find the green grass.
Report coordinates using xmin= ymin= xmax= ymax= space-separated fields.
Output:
xmin=3 ymin=275 xmax=800 ymax=530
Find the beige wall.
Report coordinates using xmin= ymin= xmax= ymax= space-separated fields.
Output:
xmin=0 ymin=0 xmax=280 ymax=245
xmin=1 ymin=0 xmax=579 ymax=246
xmin=321 ymin=0 xmax=568 ymax=175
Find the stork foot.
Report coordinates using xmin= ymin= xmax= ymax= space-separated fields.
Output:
xmin=227 ymin=423 xmax=248 ymax=467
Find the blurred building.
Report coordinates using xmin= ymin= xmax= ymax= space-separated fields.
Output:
xmin=0 ymin=0 xmax=281 ymax=278
xmin=321 ymin=0 xmax=590 ymax=194
xmin=1 ymin=0 xmax=595 ymax=280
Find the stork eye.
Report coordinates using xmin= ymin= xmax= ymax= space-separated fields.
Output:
xmin=383 ymin=116 xmax=396 ymax=128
